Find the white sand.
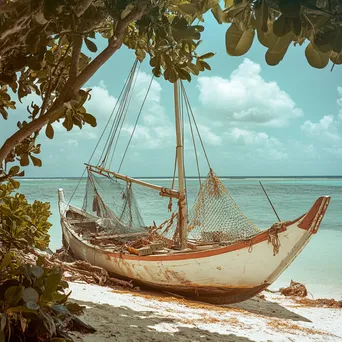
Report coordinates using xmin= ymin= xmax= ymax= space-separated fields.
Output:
xmin=68 ymin=282 xmax=342 ymax=342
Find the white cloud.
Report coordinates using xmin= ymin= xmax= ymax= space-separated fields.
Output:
xmin=298 ymin=87 xmax=342 ymax=160
xmin=224 ymin=128 xmax=288 ymax=160
xmin=301 ymin=115 xmax=340 ymax=142
xmin=338 ymin=87 xmax=342 ymax=120
xmin=85 ymin=83 xmax=117 ymax=118
xmin=323 ymin=147 xmax=342 ymax=157
xmin=197 ymin=58 xmax=302 ymax=127
xmin=67 ymin=139 xmax=79 ymax=147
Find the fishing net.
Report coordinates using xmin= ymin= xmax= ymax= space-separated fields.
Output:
xmin=82 ymin=171 xmax=146 ymax=235
xmin=158 ymin=170 xmax=260 ymax=244
xmin=82 ymin=170 xmax=175 ymax=236
xmin=186 ymin=170 xmax=260 ymax=243
xmin=82 ymin=168 xmax=260 ymax=245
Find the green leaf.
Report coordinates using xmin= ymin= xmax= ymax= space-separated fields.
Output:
xmin=200 ymin=61 xmax=211 ymax=70
xmin=135 ymin=49 xmax=146 ymax=62
xmin=292 ymin=17 xmax=301 ymax=36
xmin=265 ymin=47 xmax=288 ymax=66
xmin=84 ymin=38 xmax=97 ymax=53
xmin=273 ymin=15 xmax=291 ymax=37
xmin=178 ymin=3 xmax=198 ymax=15
xmin=31 ymin=265 xmax=44 ymax=278
xmin=279 ymin=1 xmax=301 ymax=18
xmin=199 ymin=52 xmax=215 ymax=59
xmin=211 ymin=4 xmax=223 ymax=24
xmin=331 ymin=29 xmax=342 ymax=54
xmin=305 ymin=43 xmax=330 ymax=69
xmin=8 ymin=178 xmax=20 ymax=189
xmin=46 ymin=124 xmax=54 ymax=139
xmin=0 ymin=254 xmax=11 ymax=271
xmin=20 ymin=154 xmax=29 ymax=166
xmin=0 ymin=108 xmax=8 ymax=120
xmin=30 ymin=155 xmax=42 ymax=167
xmin=330 ymin=52 xmax=342 ymax=65
xmin=8 ymin=166 xmax=20 ymax=175
xmin=187 ymin=63 xmax=199 ymax=75
xmin=51 ymin=304 xmax=69 ymax=315
xmin=225 ymin=24 xmax=255 ymax=56
xmin=267 ymin=32 xmax=292 ymax=54
xmin=254 ymin=0 xmax=269 ymax=32
xmin=26 ymin=301 xmax=39 ymax=310
xmin=51 ymin=292 xmax=69 ymax=304
xmin=23 ymin=287 xmax=39 ymax=304
xmin=83 ymin=113 xmax=97 ymax=127
xmin=196 ymin=59 xmax=205 ymax=71
xmin=176 ymin=68 xmax=191 ymax=82
xmin=63 ymin=110 xmax=73 ymax=131
xmin=5 ymin=286 xmax=24 ymax=306
xmin=65 ymin=302 xmax=84 ymax=314
xmin=45 ymin=270 xmax=62 ymax=296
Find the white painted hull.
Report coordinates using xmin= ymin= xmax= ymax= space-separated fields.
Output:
xmin=58 ymin=189 xmax=330 ymax=304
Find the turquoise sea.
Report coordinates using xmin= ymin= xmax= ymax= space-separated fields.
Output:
xmin=19 ymin=177 xmax=342 ymax=299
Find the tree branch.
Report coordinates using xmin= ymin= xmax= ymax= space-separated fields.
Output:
xmin=0 ymin=1 xmax=151 ymax=165
xmin=72 ymin=1 xmax=150 ymax=90
xmin=74 ymin=0 xmax=94 ymax=17
xmin=40 ymin=69 xmax=53 ymax=117
xmin=69 ymin=35 xmax=83 ymax=81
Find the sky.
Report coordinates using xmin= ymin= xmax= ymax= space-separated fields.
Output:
xmin=1 ymin=15 xmax=341 ymax=177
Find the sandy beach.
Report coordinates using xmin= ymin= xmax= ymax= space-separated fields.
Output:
xmin=67 ymin=282 xmax=342 ymax=342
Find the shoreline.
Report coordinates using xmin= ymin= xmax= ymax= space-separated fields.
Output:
xmin=68 ymin=282 xmax=342 ymax=342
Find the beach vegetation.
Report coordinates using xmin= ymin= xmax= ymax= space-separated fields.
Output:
xmin=0 ymin=181 xmax=51 ymax=251
xmin=0 ymin=251 xmax=89 ymax=342
xmin=0 ymin=178 xmax=94 ymax=341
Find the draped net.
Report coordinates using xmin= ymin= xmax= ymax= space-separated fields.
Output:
xmin=158 ymin=170 xmax=260 ymax=244
xmin=82 ymin=169 xmax=260 ymax=245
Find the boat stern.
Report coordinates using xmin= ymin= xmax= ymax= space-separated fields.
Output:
xmin=297 ymin=196 xmax=331 ymax=234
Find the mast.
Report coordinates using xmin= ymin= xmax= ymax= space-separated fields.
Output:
xmin=173 ymin=81 xmax=188 ymax=249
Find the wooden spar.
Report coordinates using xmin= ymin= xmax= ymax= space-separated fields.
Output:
xmin=85 ymin=164 xmax=179 ymax=199
xmin=174 ymin=81 xmax=188 ymax=249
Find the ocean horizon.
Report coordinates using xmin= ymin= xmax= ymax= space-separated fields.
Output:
xmin=20 ymin=175 xmax=342 ymax=180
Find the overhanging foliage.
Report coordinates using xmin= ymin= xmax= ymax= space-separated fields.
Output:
xmin=218 ymin=0 xmax=342 ymax=68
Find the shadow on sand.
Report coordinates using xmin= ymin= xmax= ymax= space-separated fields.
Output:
xmin=72 ymin=300 xmax=255 ymax=342
xmin=70 ymin=289 xmax=312 ymax=342
xmin=227 ymin=295 xmax=311 ymax=322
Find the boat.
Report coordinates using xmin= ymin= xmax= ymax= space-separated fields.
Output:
xmin=58 ymin=61 xmax=330 ymax=304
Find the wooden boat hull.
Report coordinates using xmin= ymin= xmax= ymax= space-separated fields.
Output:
xmin=58 ymin=190 xmax=330 ymax=304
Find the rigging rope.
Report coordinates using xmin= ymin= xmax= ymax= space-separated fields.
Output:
xmin=98 ymin=60 xmax=138 ymax=166
xmin=183 ymin=84 xmax=201 ymax=185
xmin=102 ymin=60 xmax=139 ymax=168
xmin=66 ymin=59 xmax=139 ymax=211
xmin=181 ymin=82 xmax=211 ymax=170
xmin=109 ymin=62 xmax=141 ymax=169
xmin=118 ymin=74 xmax=155 ymax=173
